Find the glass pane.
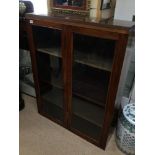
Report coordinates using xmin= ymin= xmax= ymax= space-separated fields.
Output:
xmin=73 ymin=33 xmax=115 ymax=72
xmin=71 ymin=96 xmax=104 ymax=139
xmin=33 ymin=26 xmax=64 ymax=122
xmin=33 ymin=26 xmax=61 ymax=57
xmin=71 ymin=33 xmax=115 ymax=140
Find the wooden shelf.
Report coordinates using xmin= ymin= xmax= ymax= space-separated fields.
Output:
xmin=34 ymin=28 xmax=114 ymax=72
xmin=41 ymin=79 xmax=106 ymax=108
xmin=37 ymin=45 xmax=112 ymax=72
xmin=72 ymin=92 xmax=104 ymax=108
xmin=37 ymin=47 xmax=61 ymax=57
xmin=41 ymin=86 xmax=104 ymax=128
xmin=73 ymin=96 xmax=104 ymax=127
xmin=73 ymin=79 xmax=108 ymax=107
xmin=39 ymin=62 xmax=109 ymax=107
xmin=74 ymin=50 xmax=113 ymax=72
xmin=35 ymin=29 xmax=61 ymax=57
xmin=73 ymin=64 xmax=110 ymax=106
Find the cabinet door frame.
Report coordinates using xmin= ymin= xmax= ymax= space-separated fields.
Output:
xmin=100 ymin=34 xmax=128 ymax=148
xmin=26 ymin=20 xmax=69 ymax=128
xmin=65 ymin=26 xmax=128 ymax=149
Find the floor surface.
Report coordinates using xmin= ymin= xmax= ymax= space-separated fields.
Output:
xmin=19 ymin=94 xmax=124 ymax=155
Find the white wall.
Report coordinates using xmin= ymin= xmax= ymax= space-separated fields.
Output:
xmin=29 ymin=0 xmax=48 ymax=14
xmin=115 ymin=37 xmax=135 ymax=108
xmin=114 ymin=0 xmax=135 ymax=108
xmin=114 ymin=0 xmax=135 ymax=21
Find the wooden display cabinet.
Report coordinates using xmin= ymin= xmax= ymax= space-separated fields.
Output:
xmin=25 ymin=13 xmax=134 ymax=149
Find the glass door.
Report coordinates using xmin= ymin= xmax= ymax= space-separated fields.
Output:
xmin=33 ymin=26 xmax=64 ymax=124
xmin=70 ymin=33 xmax=116 ymax=141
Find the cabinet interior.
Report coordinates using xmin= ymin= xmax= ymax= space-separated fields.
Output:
xmin=32 ymin=25 xmax=116 ymax=141
xmin=71 ymin=33 xmax=115 ymax=140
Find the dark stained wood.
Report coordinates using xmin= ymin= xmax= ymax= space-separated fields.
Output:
xmin=63 ymin=27 xmax=73 ymax=128
xmin=61 ymin=27 xmax=71 ymax=128
xmin=25 ymin=13 xmax=134 ymax=35
xmin=25 ymin=12 xmax=134 ymax=150
xmin=69 ymin=25 xmax=119 ymax=40
xmin=26 ymin=18 xmax=63 ymax=30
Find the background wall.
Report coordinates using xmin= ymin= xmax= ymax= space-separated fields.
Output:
xmin=114 ymin=0 xmax=135 ymax=21
xmin=114 ymin=0 xmax=135 ymax=108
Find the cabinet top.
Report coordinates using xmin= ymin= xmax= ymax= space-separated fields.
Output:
xmin=25 ymin=13 xmax=134 ymax=34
